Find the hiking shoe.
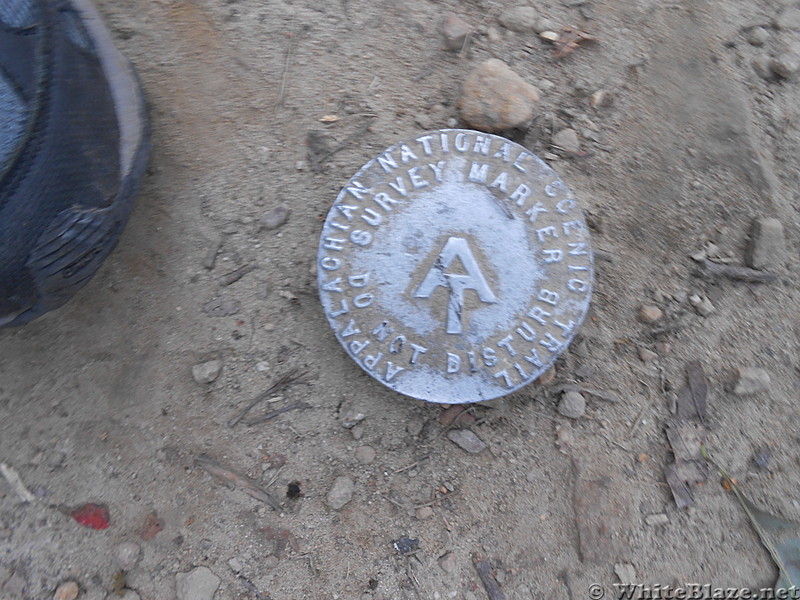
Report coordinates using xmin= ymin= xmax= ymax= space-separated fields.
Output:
xmin=0 ymin=0 xmax=149 ymax=327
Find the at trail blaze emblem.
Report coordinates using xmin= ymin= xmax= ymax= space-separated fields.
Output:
xmin=317 ymin=129 xmax=594 ymax=404
xmin=413 ymin=237 xmax=497 ymax=335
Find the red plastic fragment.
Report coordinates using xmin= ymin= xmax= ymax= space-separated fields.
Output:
xmin=69 ymin=503 xmax=111 ymax=530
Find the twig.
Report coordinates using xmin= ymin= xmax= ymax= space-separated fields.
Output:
xmin=245 ymin=401 xmax=310 ymax=426
xmin=227 ymin=369 xmax=308 ymax=426
xmin=473 ymin=554 xmax=506 ymax=600
xmin=0 ymin=463 xmax=35 ymax=503
xmin=694 ymin=259 xmax=777 ymax=283
xmin=276 ymin=13 xmax=296 ymax=110
xmin=218 ymin=263 xmax=255 ymax=286
xmin=393 ymin=456 xmax=430 ymax=474
xmin=194 ymin=454 xmax=281 ymax=510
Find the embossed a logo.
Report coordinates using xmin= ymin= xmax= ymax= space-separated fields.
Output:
xmin=414 ymin=237 xmax=497 ymax=334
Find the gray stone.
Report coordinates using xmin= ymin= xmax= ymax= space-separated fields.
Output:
xmin=354 ymin=446 xmax=376 ymax=465
xmin=175 ymin=566 xmax=220 ymax=600
xmin=733 ymin=367 xmax=771 ymax=396
xmin=689 ymin=294 xmax=714 ymax=317
xmin=339 ymin=399 xmax=367 ymax=428
xmin=558 ymin=391 xmax=586 ymax=419
xmin=645 ymin=513 xmax=669 ymax=526
xmin=746 ymin=26 xmax=769 ymax=46
xmin=614 ymin=562 xmax=636 ymax=584
xmin=192 ymin=360 xmax=223 ymax=384
xmin=114 ymin=541 xmax=141 ymax=571
xmin=228 ymin=557 xmax=244 ymax=573
xmin=327 ymin=476 xmax=354 ymax=509
xmin=442 ymin=13 xmax=471 ymax=50
xmin=752 ymin=54 xmax=774 ymax=79
xmin=406 ymin=416 xmax=424 ymax=436
xmin=499 ymin=6 xmax=540 ymax=32
xmin=438 ymin=552 xmax=458 ymax=573
xmin=447 ymin=429 xmax=487 ymax=453
xmin=639 ymin=305 xmax=663 ymax=323
xmin=2 ymin=572 xmax=26 ymax=596
xmin=260 ymin=206 xmax=290 ymax=230
xmin=459 ymin=59 xmax=540 ymax=132
xmin=416 ymin=506 xmax=434 ymax=520
xmin=54 ymin=581 xmax=80 ymax=600
xmin=772 ymin=51 xmax=800 ymax=78
xmin=638 ymin=347 xmax=658 ymax=362
xmin=747 ymin=217 xmax=786 ymax=268
xmin=552 ymin=128 xmax=581 ymax=154
xmin=775 ymin=6 xmax=800 ymax=30
xmin=202 ymin=297 xmax=241 ymax=317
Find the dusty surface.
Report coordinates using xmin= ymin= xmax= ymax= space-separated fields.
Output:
xmin=1 ymin=0 xmax=799 ymax=598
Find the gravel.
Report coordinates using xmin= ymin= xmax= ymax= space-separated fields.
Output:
xmin=558 ymin=391 xmax=586 ymax=419
xmin=175 ymin=566 xmax=221 ymax=600
xmin=327 ymin=476 xmax=355 ymax=509
xmin=192 ymin=360 xmax=223 ymax=384
xmin=447 ymin=429 xmax=487 ymax=453
xmin=733 ymin=367 xmax=771 ymax=396
xmin=747 ymin=217 xmax=786 ymax=269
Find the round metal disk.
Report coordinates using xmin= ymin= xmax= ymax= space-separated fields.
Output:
xmin=317 ymin=129 xmax=593 ymax=404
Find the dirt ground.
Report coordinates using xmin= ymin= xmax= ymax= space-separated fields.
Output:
xmin=1 ymin=0 xmax=799 ymax=598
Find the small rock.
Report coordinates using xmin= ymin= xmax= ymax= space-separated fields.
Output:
xmin=772 ymin=51 xmax=800 ymax=78
xmin=536 ymin=17 xmax=559 ymax=32
xmin=746 ymin=26 xmax=769 ymax=46
xmin=260 ymin=206 xmax=290 ymax=230
xmin=638 ymin=305 xmax=663 ymax=323
xmin=614 ymin=563 xmax=636 ymax=584
xmin=114 ymin=541 xmax=141 ymax=571
xmin=228 ymin=557 xmax=244 ymax=573
xmin=202 ymin=297 xmax=240 ymax=317
xmin=439 ymin=405 xmax=476 ymax=426
xmin=392 ymin=537 xmax=419 ymax=555
xmin=590 ymin=89 xmax=613 ymax=108
xmin=54 ymin=581 xmax=80 ymax=600
xmin=442 ymin=13 xmax=471 ymax=50
xmin=498 ymin=6 xmax=539 ymax=32
xmin=539 ymin=30 xmax=560 ymax=42
xmin=175 ymin=566 xmax=220 ymax=600
xmin=747 ymin=217 xmax=786 ymax=268
xmin=447 ymin=429 xmax=487 ymax=453
xmin=775 ymin=6 xmax=800 ymax=30
xmin=733 ymin=367 xmax=771 ymax=396
xmin=416 ymin=506 xmax=434 ymax=520
xmin=552 ymin=128 xmax=580 ymax=154
xmin=538 ymin=365 xmax=556 ymax=385
xmin=558 ymin=391 xmax=586 ymax=419
xmin=354 ymin=446 xmax=376 ymax=465
xmin=638 ymin=347 xmax=658 ymax=362
xmin=192 ymin=360 xmax=223 ymax=384
xmin=406 ymin=416 xmax=425 ymax=436
xmin=752 ymin=54 xmax=774 ymax=79
xmin=459 ymin=59 xmax=540 ymax=132
xmin=3 ymin=571 xmax=25 ymax=596
xmin=486 ymin=26 xmax=502 ymax=43
xmin=413 ymin=113 xmax=433 ymax=129
xmin=753 ymin=446 xmax=772 ymax=469
xmin=339 ymin=399 xmax=367 ymax=429
xmin=350 ymin=424 xmax=365 ymax=440
xmin=645 ymin=513 xmax=669 ymax=526
xmin=327 ymin=476 xmax=354 ymax=509
xmin=438 ymin=552 xmax=457 ymax=573
xmin=655 ymin=342 xmax=671 ymax=356
xmin=688 ymin=295 xmax=714 ymax=317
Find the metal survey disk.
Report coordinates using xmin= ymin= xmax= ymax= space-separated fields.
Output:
xmin=317 ymin=129 xmax=593 ymax=404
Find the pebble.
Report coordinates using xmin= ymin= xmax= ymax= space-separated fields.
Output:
xmin=552 ymin=128 xmax=580 ymax=154
xmin=413 ymin=113 xmax=433 ymax=129
xmin=192 ymin=360 xmax=223 ymax=384
xmin=689 ymin=294 xmax=714 ymax=317
xmin=114 ymin=541 xmax=141 ymax=571
xmin=775 ymin=5 xmax=800 ymax=30
xmin=655 ymin=342 xmax=671 ymax=356
xmin=354 ymin=446 xmax=376 ymax=465
xmin=486 ymin=26 xmax=502 ymax=43
xmin=746 ymin=26 xmax=769 ymax=46
xmin=202 ymin=297 xmax=240 ymax=317
xmin=539 ymin=30 xmax=560 ymax=41
xmin=752 ymin=55 xmax=774 ymax=79
xmin=228 ymin=557 xmax=244 ymax=573
xmin=175 ymin=566 xmax=220 ymax=600
xmin=459 ymin=59 xmax=540 ymax=132
xmin=747 ymin=217 xmax=786 ymax=268
xmin=733 ymin=367 xmax=771 ymax=396
xmin=638 ymin=347 xmax=658 ymax=362
xmin=406 ymin=416 xmax=425 ymax=436
xmin=339 ymin=399 xmax=367 ymax=428
xmin=54 ymin=581 xmax=80 ymax=600
xmin=638 ymin=305 xmax=663 ymax=323
xmin=558 ymin=391 xmax=586 ymax=419
xmin=416 ymin=506 xmax=434 ymax=520
xmin=772 ymin=51 xmax=800 ymax=78
xmin=645 ymin=513 xmax=669 ymax=526
xmin=2 ymin=572 xmax=25 ymax=596
xmin=438 ymin=552 xmax=457 ymax=573
xmin=260 ymin=206 xmax=290 ymax=230
xmin=442 ymin=13 xmax=471 ymax=50
xmin=327 ymin=476 xmax=354 ymax=509
xmin=753 ymin=446 xmax=772 ymax=469
xmin=498 ymin=6 xmax=540 ymax=32
xmin=447 ymin=429 xmax=487 ymax=453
